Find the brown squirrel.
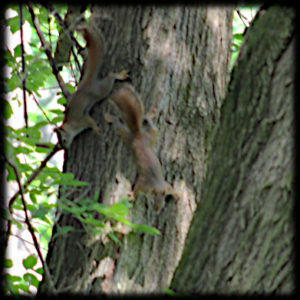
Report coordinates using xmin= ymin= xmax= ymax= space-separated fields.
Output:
xmin=104 ymin=85 xmax=176 ymax=213
xmin=55 ymin=24 xmax=128 ymax=148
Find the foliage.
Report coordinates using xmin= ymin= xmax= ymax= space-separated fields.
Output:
xmin=3 ymin=4 xmax=259 ymax=296
xmin=3 ymin=4 xmax=159 ymax=296
xmin=231 ymin=6 xmax=259 ymax=70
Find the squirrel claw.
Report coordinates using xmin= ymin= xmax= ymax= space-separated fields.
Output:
xmin=116 ymin=70 xmax=129 ymax=81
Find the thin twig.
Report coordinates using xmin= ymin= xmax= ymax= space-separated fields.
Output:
xmin=27 ymin=3 xmax=70 ymax=101
xmin=8 ymin=143 xmax=63 ymax=212
xmin=19 ymin=4 xmax=29 ymax=129
xmin=5 ymin=45 xmax=55 ymax=126
xmin=3 ymin=155 xmax=57 ymax=293
xmin=46 ymin=4 xmax=83 ymax=74
xmin=48 ymin=14 xmax=52 ymax=51
xmin=46 ymin=4 xmax=83 ymax=49
xmin=31 ymin=92 xmax=53 ymax=125
xmin=236 ymin=9 xmax=250 ymax=27
xmin=10 ymin=232 xmax=48 ymax=251
xmin=4 ymin=143 xmax=62 ymax=251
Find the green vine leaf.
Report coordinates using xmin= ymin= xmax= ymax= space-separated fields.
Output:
xmin=22 ymin=255 xmax=38 ymax=270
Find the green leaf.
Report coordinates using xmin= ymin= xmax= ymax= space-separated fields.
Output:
xmin=52 ymin=225 xmax=75 ymax=239
xmin=18 ymin=283 xmax=31 ymax=293
xmin=130 ymin=223 xmax=161 ymax=235
xmin=54 ymin=173 xmax=90 ymax=187
xmin=66 ymin=82 xmax=76 ymax=94
xmin=48 ymin=108 xmax=64 ymax=115
xmin=5 ymin=273 xmax=23 ymax=294
xmin=35 ymin=145 xmax=53 ymax=153
xmin=164 ymin=288 xmax=177 ymax=295
xmin=119 ymin=197 xmax=133 ymax=208
xmin=7 ymin=72 xmax=21 ymax=90
xmin=13 ymin=219 xmax=23 ymax=229
xmin=14 ymin=145 xmax=32 ymax=155
xmin=233 ymin=33 xmax=244 ymax=40
xmin=51 ymin=116 xmax=64 ymax=124
xmin=32 ymin=206 xmax=49 ymax=219
xmin=23 ymin=255 xmax=38 ymax=269
xmin=33 ymin=120 xmax=49 ymax=129
xmin=109 ymin=214 xmax=131 ymax=226
xmin=5 ymin=259 xmax=13 ymax=268
xmin=107 ymin=232 xmax=122 ymax=245
xmin=23 ymin=272 xmax=40 ymax=288
xmin=34 ymin=267 xmax=44 ymax=275
xmin=6 ymin=274 xmax=22 ymax=283
xmin=6 ymin=165 xmax=17 ymax=181
xmin=7 ymin=15 xmax=20 ymax=34
xmin=81 ymin=216 xmax=105 ymax=228
xmin=107 ymin=202 xmax=129 ymax=217
xmin=92 ymin=188 xmax=101 ymax=203
xmin=29 ymin=191 xmax=37 ymax=204
xmin=4 ymin=100 xmax=13 ymax=120
xmin=14 ymin=44 xmax=22 ymax=58
xmin=57 ymin=96 xmax=67 ymax=106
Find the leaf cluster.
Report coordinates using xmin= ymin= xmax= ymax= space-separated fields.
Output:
xmin=4 ymin=255 xmax=42 ymax=294
xmin=56 ymin=194 xmax=161 ymax=243
xmin=231 ymin=6 xmax=259 ymax=70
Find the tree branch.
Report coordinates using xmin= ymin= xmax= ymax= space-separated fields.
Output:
xmin=46 ymin=4 xmax=84 ymax=76
xmin=4 ymin=155 xmax=44 ymax=262
xmin=8 ymin=143 xmax=63 ymax=213
xmin=3 ymin=155 xmax=57 ymax=293
xmin=19 ymin=4 xmax=28 ymax=129
xmin=4 ymin=143 xmax=62 ymax=254
xmin=27 ymin=3 xmax=71 ymax=101
xmin=31 ymin=91 xmax=53 ymax=125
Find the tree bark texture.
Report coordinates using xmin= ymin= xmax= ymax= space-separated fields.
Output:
xmin=171 ymin=6 xmax=295 ymax=294
xmin=39 ymin=6 xmax=232 ymax=294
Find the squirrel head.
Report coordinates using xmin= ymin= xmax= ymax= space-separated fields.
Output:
xmin=54 ymin=126 xmax=73 ymax=148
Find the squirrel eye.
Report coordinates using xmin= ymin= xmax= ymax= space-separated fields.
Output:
xmin=142 ymin=118 xmax=149 ymax=126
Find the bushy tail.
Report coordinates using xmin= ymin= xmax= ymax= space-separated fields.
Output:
xmin=80 ymin=25 xmax=105 ymax=83
xmin=110 ymin=85 xmax=144 ymax=133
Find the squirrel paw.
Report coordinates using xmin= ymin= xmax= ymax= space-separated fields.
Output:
xmin=115 ymin=70 xmax=129 ymax=81
xmin=104 ymin=113 xmax=116 ymax=124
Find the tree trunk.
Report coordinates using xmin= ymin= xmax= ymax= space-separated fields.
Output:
xmin=171 ymin=5 xmax=295 ymax=294
xmin=39 ymin=6 xmax=232 ymax=294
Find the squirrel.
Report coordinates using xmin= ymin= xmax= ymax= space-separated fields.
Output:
xmin=104 ymin=85 xmax=176 ymax=213
xmin=55 ymin=24 xmax=128 ymax=148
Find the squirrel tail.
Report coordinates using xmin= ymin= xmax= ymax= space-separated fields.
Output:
xmin=80 ymin=26 xmax=105 ymax=83
xmin=110 ymin=85 xmax=144 ymax=133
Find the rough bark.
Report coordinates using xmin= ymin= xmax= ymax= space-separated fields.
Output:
xmin=39 ymin=6 xmax=232 ymax=294
xmin=171 ymin=6 xmax=295 ymax=294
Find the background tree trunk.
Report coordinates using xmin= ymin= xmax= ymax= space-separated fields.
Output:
xmin=171 ymin=5 xmax=295 ymax=294
xmin=39 ymin=6 xmax=232 ymax=294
